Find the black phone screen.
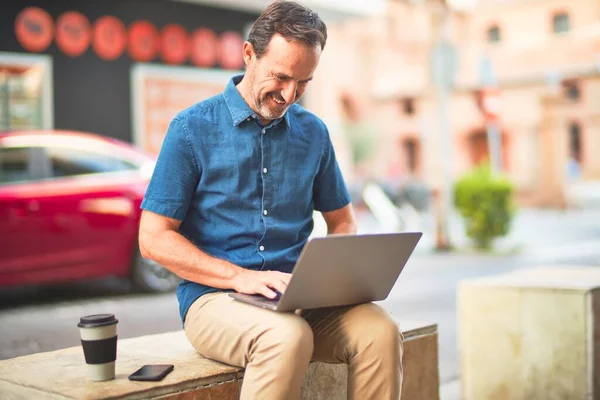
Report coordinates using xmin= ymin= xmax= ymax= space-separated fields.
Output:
xmin=128 ymin=364 xmax=174 ymax=381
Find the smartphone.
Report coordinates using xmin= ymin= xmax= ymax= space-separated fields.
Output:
xmin=128 ymin=364 xmax=174 ymax=382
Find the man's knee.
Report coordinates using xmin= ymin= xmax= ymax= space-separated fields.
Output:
xmin=377 ymin=311 xmax=403 ymax=354
xmin=256 ymin=314 xmax=314 ymax=360
xmin=351 ymin=304 xmax=402 ymax=354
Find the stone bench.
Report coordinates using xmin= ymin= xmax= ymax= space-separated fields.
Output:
xmin=459 ymin=266 xmax=600 ymax=400
xmin=0 ymin=320 xmax=439 ymax=400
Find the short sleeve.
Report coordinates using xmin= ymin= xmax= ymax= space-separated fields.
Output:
xmin=141 ymin=117 xmax=200 ymax=220
xmin=313 ymin=128 xmax=351 ymax=212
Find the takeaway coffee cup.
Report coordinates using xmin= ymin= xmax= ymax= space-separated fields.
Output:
xmin=78 ymin=314 xmax=119 ymax=381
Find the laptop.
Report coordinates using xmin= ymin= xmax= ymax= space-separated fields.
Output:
xmin=229 ymin=232 xmax=422 ymax=312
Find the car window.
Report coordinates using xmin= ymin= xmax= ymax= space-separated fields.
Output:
xmin=0 ymin=147 xmax=31 ymax=184
xmin=47 ymin=147 xmax=138 ymax=178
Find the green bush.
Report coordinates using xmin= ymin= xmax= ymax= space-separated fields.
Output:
xmin=453 ymin=164 xmax=515 ymax=250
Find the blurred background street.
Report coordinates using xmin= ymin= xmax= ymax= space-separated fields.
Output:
xmin=1 ymin=0 xmax=600 ymax=398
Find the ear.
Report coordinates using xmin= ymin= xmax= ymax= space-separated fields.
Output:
xmin=242 ymin=41 xmax=255 ymax=66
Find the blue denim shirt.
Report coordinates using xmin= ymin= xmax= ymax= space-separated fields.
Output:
xmin=141 ymin=75 xmax=351 ymax=323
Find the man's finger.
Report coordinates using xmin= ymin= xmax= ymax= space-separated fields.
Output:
xmin=266 ymin=278 xmax=288 ymax=296
xmin=259 ymin=285 xmax=278 ymax=299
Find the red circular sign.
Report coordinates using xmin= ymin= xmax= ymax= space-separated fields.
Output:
xmin=160 ymin=24 xmax=190 ymax=65
xmin=93 ymin=16 xmax=126 ymax=61
xmin=219 ymin=31 xmax=244 ymax=70
xmin=56 ymin=11 xmax=91 ymax=57
xmin=191 ymin=28 xmax=218 ymax=67
xmin=15 ymin=7 xmax=54 ymax=52
xmin=128 ymin=21 xmax=159 ymax=62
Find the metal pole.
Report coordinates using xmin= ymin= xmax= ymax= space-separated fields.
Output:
xmin=487 ymin=121 xmax=502 ymax=173
xmin=480 ymin=56 xmax=502 ymax=174
xmin=437 ymin=76 xmax=452 ymax=250
xmin=431 ymin=3 xmax=456 ymax=251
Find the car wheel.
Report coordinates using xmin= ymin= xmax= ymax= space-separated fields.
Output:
xmin=131 ymin=250 xmax=181 ymax=292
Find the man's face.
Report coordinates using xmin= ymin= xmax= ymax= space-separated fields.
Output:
xmin=243 ymin=34 xmax=321 ymax=122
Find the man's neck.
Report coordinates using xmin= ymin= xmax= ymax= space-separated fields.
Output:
xmin=235 ymin=76 xmax=272 ymax=126
xmin=235 ymin=76 xmax=250 ymax=103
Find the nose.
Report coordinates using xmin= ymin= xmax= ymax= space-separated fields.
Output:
xmin=281 ymin=81 xmax=297 ymax=104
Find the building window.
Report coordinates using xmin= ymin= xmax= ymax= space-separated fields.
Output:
xmin=0 ymin=66 xmax=44 ymax=131
xmin=340 ymin=92 xmax=360 ymax=122
xmin=487 ymin=25 xmax=501 ymax=43
xmin=569 ymin=122 xmax=582 ymax=162
xmin=469 ymin=131 xmax=489 ymax=166
xmin=0 ymin=53 xmax=53 ymax=131
xmin=399 ymin=98 xmax=415 ymax=115
xmin=552 ymin=12 xmax=570 ymax=34
xmin=402 ymin=138 xmax=419 ymax=173
xmin=562 ymin=80 xmax=580 ymax=101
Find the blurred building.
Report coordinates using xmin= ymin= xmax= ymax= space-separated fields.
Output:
xmin=0 ymin=0 xmax=382 ymax=155
xmin=2 ymin=0 xmax=598 ymax=208
xmin=0 ymin=0 xmax=259 ymax=151
xmin=308 ymin=0 xmax=600 ymax=207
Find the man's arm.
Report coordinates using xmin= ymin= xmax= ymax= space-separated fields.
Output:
xmin=138 ymin=210 xmax=290 ymax=298
xmin=321 ymin=203 xmax=357 ymax=235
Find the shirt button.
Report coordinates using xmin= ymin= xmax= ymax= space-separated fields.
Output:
xmin=261 ymin=129 xmax=266 ymax=134
xmin=259 ymin=245 xmax=265 ymax=251
xmin=263 ymin=209 xmax=268 ymax=215
xmin=263 ymin=168 xmax=268 ymax=174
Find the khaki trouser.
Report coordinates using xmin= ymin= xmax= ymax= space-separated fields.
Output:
xmin=184 ymin=292 xmax=403 ymax=400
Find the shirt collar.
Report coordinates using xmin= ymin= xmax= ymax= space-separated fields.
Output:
xmin=223 ymin=74 xmax=290 ymax=128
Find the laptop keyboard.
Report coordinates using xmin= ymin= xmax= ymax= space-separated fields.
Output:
xmin=252 ymin=296 xmax=279 ymax=306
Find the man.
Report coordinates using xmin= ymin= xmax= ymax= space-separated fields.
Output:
xmin=138 ymin=1 xmax=403 ymax=399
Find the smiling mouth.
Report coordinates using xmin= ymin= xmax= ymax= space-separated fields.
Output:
xmin=271 ymin=94 xmax=286 ymax=106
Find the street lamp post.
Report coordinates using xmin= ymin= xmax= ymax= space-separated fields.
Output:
xmin=480 ymin=55 xmax=503 ymax=174
xmin=431 ymin=1 xmax=458 ymax=250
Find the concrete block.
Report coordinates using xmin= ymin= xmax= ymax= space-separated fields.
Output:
xmin=0 ymin=320 xmax=439 ymax=399
xmin=459 ymin=266 xmax=600 ymax=400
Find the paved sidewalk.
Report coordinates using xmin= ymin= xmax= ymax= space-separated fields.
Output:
xmin=355 ymin=206 xmax=600 ymax=256
xmin=440 ymin=379 xmax=460 ymax=400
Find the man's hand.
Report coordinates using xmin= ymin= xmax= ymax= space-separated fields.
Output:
xmin=232 ymin=269 xmax=291 ymax=299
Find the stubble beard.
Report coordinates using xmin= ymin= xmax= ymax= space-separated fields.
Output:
xmin=251 ymin=86 xmax=288 ymax=121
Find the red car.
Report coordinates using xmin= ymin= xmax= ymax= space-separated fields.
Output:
xmin=0 ymin=130 xmax=180 ymax=292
